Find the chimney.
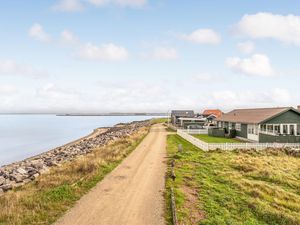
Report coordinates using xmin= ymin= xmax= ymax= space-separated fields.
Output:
xmin=298 ymin=105 xmax=300 ymax=111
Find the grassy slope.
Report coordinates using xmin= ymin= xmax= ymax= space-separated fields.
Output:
xmin=193 ymin=134 xmax=242 ymax=143
xmin=0 ymin=126 xmax=150 ymax=225
xmin=166 ymin=134 xmax=300 ymax=225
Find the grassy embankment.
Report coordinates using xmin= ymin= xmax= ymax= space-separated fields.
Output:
xmin=0 ymin=125 xmax=151 ymax=225
xmin=193 ymin=134 xmax=242 ymax=143
xmin=166 ymin=134 xmax=300 ymax=225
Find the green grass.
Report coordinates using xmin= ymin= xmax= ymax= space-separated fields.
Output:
xmin=166 ymin=134 xmax=300 ymax=225
xmin=0 ymin=126 xmax=150 ymax=225
xmin=151 ymin=117 xmax=168 ymax=124
xmin=193 ymin=134 xmax=242 ymax=143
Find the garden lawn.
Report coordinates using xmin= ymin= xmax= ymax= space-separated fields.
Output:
xmin=165 ymin=134 xmax=300 ymax=225
xmin=193 ymin=134 xmax=242 ymax=143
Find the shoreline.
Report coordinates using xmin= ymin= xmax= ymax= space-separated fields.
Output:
xmin=0 ymin=120 xmax=151 ymax=194
xmin=1 ymin=127 xmax=109 ymax=168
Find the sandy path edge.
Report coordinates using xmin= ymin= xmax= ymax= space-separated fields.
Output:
xmin=55 ymin=124 xmax=167 ymax=225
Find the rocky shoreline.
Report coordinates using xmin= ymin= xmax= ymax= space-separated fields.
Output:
xmin=0 ymin=120 xmax=151 ymax=194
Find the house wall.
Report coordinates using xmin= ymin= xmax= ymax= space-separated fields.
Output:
xmin=236 ymin=124 xmax=248 ymax=138
xmin=208 ymin=128 xmax=225 ymax=137
xmin=263 ymin=110 xmax=300 ymax=124
xmin=259 ymin=133 xmax=300 ymax=143
xmin=182 ymin=121 xmax=205 ymax=129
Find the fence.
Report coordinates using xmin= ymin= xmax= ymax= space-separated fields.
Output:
xmin=177 ymin=129 xmax=300 ymax=151
xmin=178 ymin=129 xmax=208 ymax=135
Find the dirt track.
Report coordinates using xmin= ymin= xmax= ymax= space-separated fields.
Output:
xmin=55 ymin=124 xmax=167 ymax=225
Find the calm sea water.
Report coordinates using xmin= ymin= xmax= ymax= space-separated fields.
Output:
xmin=0 ymin=115 xmax=157 ymax=166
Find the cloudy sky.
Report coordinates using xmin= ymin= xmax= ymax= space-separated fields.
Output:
xmin=1 ymin=0 xmax=300 ymax=113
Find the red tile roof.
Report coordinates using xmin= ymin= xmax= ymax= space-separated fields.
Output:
xmin=202 ymin=109 xmax=223 ymax=118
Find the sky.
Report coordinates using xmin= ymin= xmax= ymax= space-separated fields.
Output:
xmin=1 ymin=0 xmax=300 ymax=113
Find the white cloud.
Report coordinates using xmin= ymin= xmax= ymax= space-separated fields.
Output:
xmin=143 ymin=47 xmax=179 ymax=60
xmin=76 ymin=43 xmax=129 ymax=61
xmin=194 ymin=73 xmax=214 ymax=82
xmin=0 ymin=80 xmax=297 ymax=113
xmin=0 ymin=60 xmax=47 ymax=77
xmin=0 ymin=85 xmax=17 ymax=95
xmin=52 ymin=0 xmax=84 ymax=12
xmin=179 ymin=29 xmax=221 ymax=45
xmin=28 ymin=23 xmax=51 ymax=42
xmin=88 ymin=0 xmax=147 ymax=7
xmin=226 ymin=54 xmax=274 ymax=77
xmin=60 ymin=30 xmax=79 ymax=45
xmin=237 ymin=41 xmax=255 ymax=54
xmin=52 ymin=0 xmax=147 ymax=11
xmin=209 ymin=88 xmax=292 ymax=110
xmin=234 ymin=12 xmax=300 ymax=45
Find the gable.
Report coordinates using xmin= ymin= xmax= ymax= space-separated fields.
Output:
xmin=263 ymin=110 xmax=300 ymax=124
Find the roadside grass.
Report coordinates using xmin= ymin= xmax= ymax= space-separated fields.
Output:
xmin=166 ymin=134 xmax=300 ymax=225
xmin=193 ymin=134 xmax=242 ymax=143
xmin=166 ymin=127 xmax=176 ymax=132
xmin=151 ymin=117 xmax=168 ymax=124
xmin=0 ymin=126 xmax=150 ymax=225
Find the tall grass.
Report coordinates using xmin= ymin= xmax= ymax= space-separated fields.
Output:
xmin=166 ymin=134 xmax=300 ymax=225
xmin=0 ymin=126 xmax=149 ymax=225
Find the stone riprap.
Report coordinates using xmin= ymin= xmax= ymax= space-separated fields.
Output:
xmin=0 ymin=120 xmax=151 ymax=193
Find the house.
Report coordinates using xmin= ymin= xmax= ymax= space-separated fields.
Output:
xmin=202 ymin=109 xmax=223 ymax=118
xmin=171 ymin=110 xmax=205 ymax=128
xmin=171 ymin=110 xmax=195 ymax=126
xmin=202 ymin=109 xmax=223 ymax=123
xmin=216 ymin=107 xmax=300 ymax=143
xmin=178 ymin=117 xmax=206 ymax=128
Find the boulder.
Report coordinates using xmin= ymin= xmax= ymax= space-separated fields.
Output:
xmin=10 ymin=174 xmax=24 ymax=183
xmin=1 ymin=183 xmax=12 ymax=192
xmin=16 ymin=168 xmax=27 ymax=174
xmin=0 ymin=176 xmax=5 ymax=186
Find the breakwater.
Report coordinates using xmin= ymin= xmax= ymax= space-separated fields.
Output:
xmin=0 ymin=120 xmax=151 ymax=194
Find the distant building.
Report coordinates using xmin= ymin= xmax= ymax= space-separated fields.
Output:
xmin=216 ymin=107 xmax=300 ymax=143
xmin=202 ymin=109 xmax=223 ymax=118
xmin=171 ymin=110 xmax=194 ymax=126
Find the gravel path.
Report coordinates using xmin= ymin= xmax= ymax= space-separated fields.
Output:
xmin=55 ymin=124 xmax=167 ymax=225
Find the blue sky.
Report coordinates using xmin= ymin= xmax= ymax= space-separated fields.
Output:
xmin=1 ymin=0 xmax=300 ymax=113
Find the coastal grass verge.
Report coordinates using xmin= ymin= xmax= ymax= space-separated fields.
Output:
xmin=0 ymin=126 xmax=150 ymax=225
xmin=151 ymin=117 xmax=168 ymax=124
xmin=165 ymin=134 xmax=300 ymax=225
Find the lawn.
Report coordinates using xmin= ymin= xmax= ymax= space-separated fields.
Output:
xmin=165 ymin=134 xmax=300 ymax=225
xmin=193 ymin=134 xmax=242 ymax=143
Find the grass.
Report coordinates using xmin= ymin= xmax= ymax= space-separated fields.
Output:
xmin=151 ymin=117 xmax=168 ymax=124
xmin=193 ymin=134 xmax=242 ymax=143
xmin=166 ymin=134 xmax=300 ymax=225
xmin=0 ymin=126 xmax=150 ymax=225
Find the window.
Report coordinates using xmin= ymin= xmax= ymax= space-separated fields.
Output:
xmin=248 ymin=124 xmax=258 ymax=135
xmin=274 ymin=125 xmax=280 ymax=135
xmin=267 ymin=124 xmax=273 ymax=133
xmin=297 ymin=124 xmax=300 ymax=136
xmin=261 ymin=124 xmax=266 ymax=132
xmin=290 ymin=125 xmax=295 ymax=135
xmin=218 ymin=122 xmax=222 ymax=128
xmin=283 ymin=125 xmax=288 ymax=135
xmin=236 ymin=123 xmax=241 ymax=131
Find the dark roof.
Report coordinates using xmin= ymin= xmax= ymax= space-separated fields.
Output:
xmin=171 ymin=110 xmax=194 ymax=117
xmin=216 ymin=107 xmax=300 ymax=124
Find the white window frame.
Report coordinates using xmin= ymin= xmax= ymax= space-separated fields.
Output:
xmin=260 ymin=123 xmax=299 ymax=136
xmin=236 ymin=123 xmax=241 ymax=131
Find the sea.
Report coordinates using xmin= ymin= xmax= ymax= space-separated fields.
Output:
xmin=0 ymin=114 xmax=158 ymax=166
